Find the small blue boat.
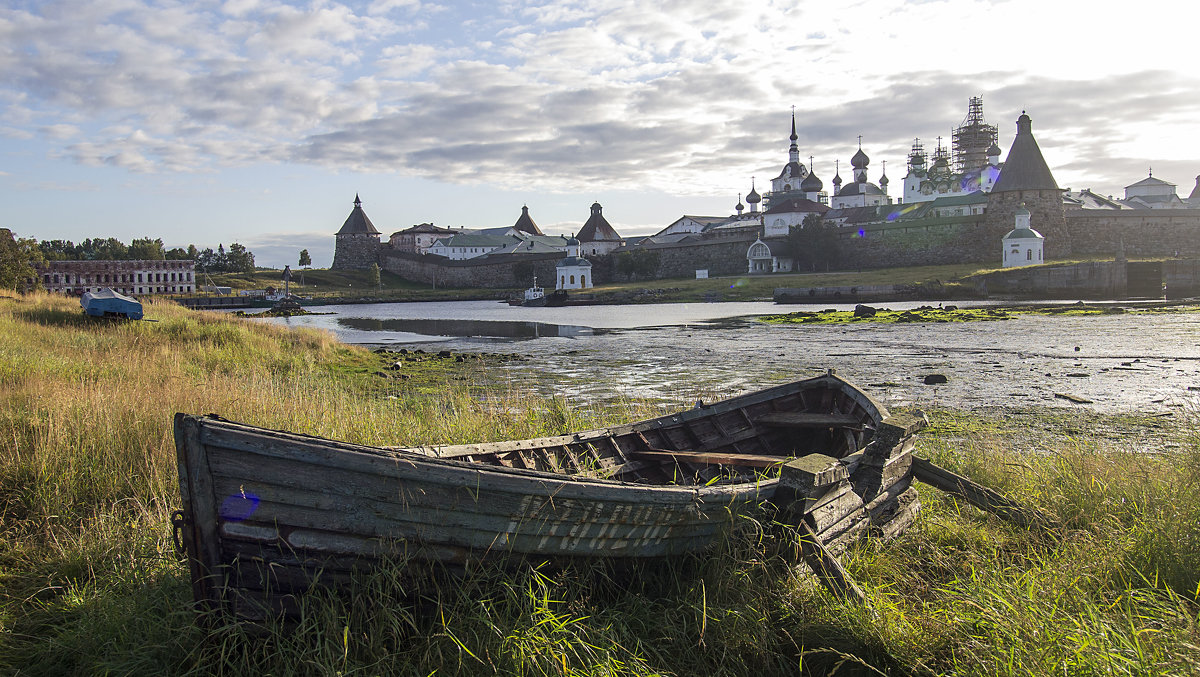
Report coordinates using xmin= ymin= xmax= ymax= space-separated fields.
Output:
xmin=81 ymin=288 xmax=144 ymax=320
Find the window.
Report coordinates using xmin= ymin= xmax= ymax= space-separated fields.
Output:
xmin=1027 ymin=249 xmax=1032 ymax=261
xmin=570 ymin=275 xmax=575 ymax=284
xmin=580 ymin=275 xmax=586 ymax=286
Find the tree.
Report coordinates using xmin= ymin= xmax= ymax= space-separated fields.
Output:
xmin=786 ymin=214 xmax=841 ymax=272
xmin=298 ymin=249 xmax=311 ymax=268
xmin=226 ymin=243 xmax=255 ymax=273
xmin=128 ymin=237 xmax=166 ymax=260
xmin=0 ymin=229 xmax=46 ymax=291
xmin=614 ymin=249 xmax=660 ymax=280
xmin=78 ymin=237 xmax=128 ymax=260
xmin=39 ymin=240 xmax=78 ymax=261
xmin=368 ymin=263 xmax=381 ymax=289
xmin=164 ymin=247 xmax=190 ymax=260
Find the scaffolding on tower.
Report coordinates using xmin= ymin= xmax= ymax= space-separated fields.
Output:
xmin=952 ymin=96 xmax=998 ymax=174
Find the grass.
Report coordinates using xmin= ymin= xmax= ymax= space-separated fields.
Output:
xmin=761 ymin=302 xmax=1200 ymax=325
xmin=2 ymin=290 xmax=1199 ymax=675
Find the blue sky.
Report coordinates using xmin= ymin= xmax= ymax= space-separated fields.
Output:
xmin=3 ymin=0 xmax=1198 ymax=268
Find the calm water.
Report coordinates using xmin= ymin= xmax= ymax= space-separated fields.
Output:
xmin=245 ymin=300 xmax=1200 ymax=414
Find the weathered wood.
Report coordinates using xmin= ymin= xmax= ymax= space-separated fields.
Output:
xmin=795 ymin=520 xmax=867 ymax=603
xmin=174 ymin=413 xmax=225 ymax=614
xmin=912 ymin=457 xmax=1056 ymax=528
xmin=870 ymin=412 xmax=930 ymax=445
xmin=755 ymin=412 xmax=863 ymax=428
xmin=173 ymin=371 xmax=914 ymax=620
xmin=628 ymin=449 xmax=794 ymax=469
xmin=806 ymin=485 xmax=865 ymax=532
xmin=778 ymin=454 xmax=849 ymax=493
xmin=812 ymin=504 xmax=868 ymax=543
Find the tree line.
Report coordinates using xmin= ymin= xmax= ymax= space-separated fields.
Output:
xmin=1 ymin=229 xmax=260 ymax=291
xmin=37 ymin=237 xmax=256 ymax=273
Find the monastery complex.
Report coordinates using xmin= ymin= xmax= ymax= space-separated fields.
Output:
xmin=332 ymin=98 xmax=1200 ymax=289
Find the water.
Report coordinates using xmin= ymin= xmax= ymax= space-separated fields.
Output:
xmin=246 ymin=300 xmax=1200 ymax=413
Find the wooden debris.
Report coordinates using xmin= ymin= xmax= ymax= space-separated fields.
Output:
xmin=912 ymin=456 xmax=1057 ymax=528
xmin=1054 ymin=392 xmax=1093 ymax=404
xmin=755 ymin=412 xmax=863 ymax=429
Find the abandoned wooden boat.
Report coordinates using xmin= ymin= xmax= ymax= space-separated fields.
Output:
xmin=174 ymin=371 xmax=927 ymax=619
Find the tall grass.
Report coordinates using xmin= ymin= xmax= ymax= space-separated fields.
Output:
xmin=1 ymin=290 xmax=1198 ymax=675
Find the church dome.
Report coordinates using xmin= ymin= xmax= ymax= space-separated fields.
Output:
xmin=987 ymin=142 xmax=1002 ymax=156
xmin=801 ymin=171 xmax=823 ymax=193
xmin=851 ymin=148 xmax=869 ymax=169
xmin=746 ymin=186 xmax=761 ymax=203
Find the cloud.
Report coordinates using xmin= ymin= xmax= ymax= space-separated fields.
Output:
xmin=1 ymin=0 xmax=1197 ymax=203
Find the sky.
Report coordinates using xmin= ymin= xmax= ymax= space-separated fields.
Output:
xmin=2 ymin=0 xmax=1198 ymax=269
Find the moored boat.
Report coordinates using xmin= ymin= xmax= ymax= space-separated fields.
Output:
xmin=173 ymin=371 xmax=926 ymax=620
xmin=81 ymin=288 xmax=143 ymax=320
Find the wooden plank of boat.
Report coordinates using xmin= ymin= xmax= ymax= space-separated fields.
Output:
xmin=627 ymin=448 xmax=794 ymax=469
xmin=796 ymin=520 xmax=866 ymax=603
xmin=754 ymin=412 xmax=863 ymax=429
xmin=912 ymin=456 xmax=1056 ymax=528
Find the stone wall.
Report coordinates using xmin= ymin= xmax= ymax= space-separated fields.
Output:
xmin=986 ymin=188 xmax=1068 ymax=258
xmin=332 ymin=234 xmax=381 ymax=270
xmin=831 ymin=217 xmax=991 ymax=269
xmin=634 ymin=233 xmax=760 ymax=278
xmin=1164 ymin=259 xmax=1200 ymax=299
xmin=380 ymin=249 xmax=586 ymax=289
xmin=970 ymin=261 xmax=1126 ymax=299
xmin=1065 ymin=209 xmax=1200 ymax=259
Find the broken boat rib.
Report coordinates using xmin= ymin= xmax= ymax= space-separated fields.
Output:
xmin=173 ymin=372 xmax=930 ymax=620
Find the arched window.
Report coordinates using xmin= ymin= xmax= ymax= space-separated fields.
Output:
xmin=580 ymin=275 xmax=586 ymax=286
xmin=560 ymin=275 xmax=565 ymax=286
xmin=570 ymin=275 xmax=575 ymax=284
xmin=1027 ymin=249 xmax=1032 ymax=261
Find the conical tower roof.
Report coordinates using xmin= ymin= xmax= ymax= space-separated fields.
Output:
xmin=336 ymin=194 xmax=380 ymax=235
xmin=512 ymin=205 xmax=544 ymax=235
xmin=1190 ymin=176 xmax=1200 ymax=201
xmin=577 ymin=202 xmax=623 ymax=242
xmin=992 ymin=113 xmax=1059 ymax=192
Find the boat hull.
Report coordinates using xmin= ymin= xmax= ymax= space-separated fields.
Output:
xmin=174 ymin=373 xmax=922 ymax=620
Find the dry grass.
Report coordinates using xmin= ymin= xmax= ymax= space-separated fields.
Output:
xmin=2 ymin=290 xmax=1199 ymax=676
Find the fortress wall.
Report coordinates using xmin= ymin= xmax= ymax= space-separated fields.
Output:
xmin=380 ymin=249 xmax=603 ymax=289
xmin=1065 ymin=210 xmax=1200 ymax=258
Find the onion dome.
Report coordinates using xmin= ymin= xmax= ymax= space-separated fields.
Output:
xmin=832 ymin=162 xmax=843 ymax=186
xmin=851 ymin=147 xmax=869 ymax=169
xmin=987 ymin=142 xmax=1002 ymax=156
xmin=801 ymin=170 xmax=823 ymax=193
xmin=746 ymin=180 xmax=761 ymax=204
xmin=566 ymin=235 xmax=579 ymax=246
xmin=735 ymin=194 xmax=744 ymax=212
xmin=879 ymin=173 xmax=889 ymax=187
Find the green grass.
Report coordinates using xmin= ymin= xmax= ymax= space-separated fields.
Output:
xmin=2 ymin=291 xmax=1199 ymax=676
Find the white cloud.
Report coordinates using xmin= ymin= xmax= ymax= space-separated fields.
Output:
xmin=0 ymin=0 xmax=1196 ymax=203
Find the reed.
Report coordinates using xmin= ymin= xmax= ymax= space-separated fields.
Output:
xmin=2 ymin=290 xmax=1198 ymax=676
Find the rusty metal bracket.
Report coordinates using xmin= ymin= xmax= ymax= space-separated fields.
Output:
xmin=170 ymin=509 xmax=189 ymax=558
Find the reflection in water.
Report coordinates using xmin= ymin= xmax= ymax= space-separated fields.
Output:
xmin=338 ymin=317 xmax=593 ymax=340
